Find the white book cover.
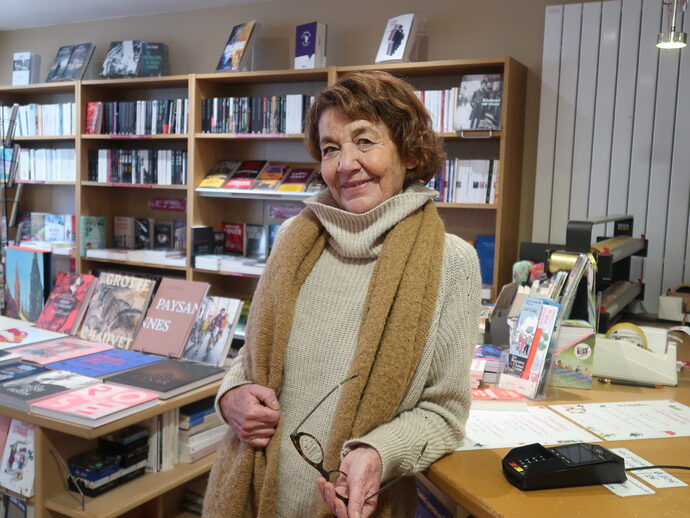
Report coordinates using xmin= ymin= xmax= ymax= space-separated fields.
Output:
xmin=12 ymin=52 xmax=32 ymax=86
xmin=374 ymin=13 xmax=416 ymax=63
xmin=0 ymin=419 xmax=35 ymax=497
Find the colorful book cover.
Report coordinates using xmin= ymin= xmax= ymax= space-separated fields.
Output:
xmin=0 ymin=326 xmax=67 ymax=350
xmin=104 ymin=358 xmax=224 ymax=399
xmin=294 ymin=22 xmax=327 ymax=69
xmin=35 ymin=271 xmax=98 ymax=335
xmin=11 ymin=336 xmax=113 ymax=365
xmin=0 ymin=362 xmax=49 ymax=383
xmin=3 ymin=245 xmax=52 ymax=323
xmin=46 ymin=348 xmax=164 ymax=378
xmin=0 ymin=416 xmax=10 ymax=454
xmin=198 ymin=159 xmax=240 ymax=188
xmin=0 ymin=370 xmax=99 ymax=411
xmin=222 ymin=160 xmax=267 ymax=189
xmin=503 ymin=297 xmax=543 ymax=378
xmin=221 ymin=222 xmax=245 ymax=255
xmin=251 ymin=164 xmax=290 ymax=190
xmin=0 ymin=419 xmax=35 ymax=497
xmin=276 ymin=167 xmax=316 ymax=192
xmin=131 ymin=278 xmax=209 ymax=358
xmin=79 ymin=215 xmax=106 ymax=256
xmin=182 ymin=296 xmax=243 ymax=366
xmin=78 ymin=272 xmax=156 ymax=349
xmin=550 ymin=325 xmax=595 ymax=391
xmin=30 ymin=383 xmax=160 ymax=428
xmin=216 ymin=21 xmax=256 ymax=72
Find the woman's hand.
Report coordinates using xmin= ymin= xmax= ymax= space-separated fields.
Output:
xmin=218 ymin=384 xmax=280 ymax=448
xmin=318 ymin=445 xmax=382 ymax=518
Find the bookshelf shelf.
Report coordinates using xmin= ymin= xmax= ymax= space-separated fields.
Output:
xmin=191 ymin=268 xmax=262 ymax=279
xmin=16 ymin=180 xmax=76 ymax=186
xmin=14 ymin=135 xmax=77 ymax=141
xmin=195 ymin=186 xmax=312 ymax=201
xmin=436 ymin=202 xmax=498 ymax=210
xmin=194 ymin=132 xmax=305 ymax=140
xmin=81 ymin=181 xmax=187 ymax=190
xmin=81 ymin=134 xmax=189 ymax=140
xmin=81 ymin=256 xmax=188 ymax=272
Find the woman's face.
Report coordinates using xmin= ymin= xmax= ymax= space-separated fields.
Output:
xmin=317 ymin=108 xmax=416 ymax=214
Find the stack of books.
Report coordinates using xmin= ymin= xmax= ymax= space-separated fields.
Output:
xmin=178 ymin=397 xmax=228 ymax=463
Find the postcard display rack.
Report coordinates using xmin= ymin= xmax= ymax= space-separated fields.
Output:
xmin=0 ymin=58 xmax=525 ymax=517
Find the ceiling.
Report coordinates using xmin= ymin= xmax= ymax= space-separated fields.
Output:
xmin=0 ymin=0 xmax=271 ymax=31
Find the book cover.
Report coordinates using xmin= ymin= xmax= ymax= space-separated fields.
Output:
xmin=113 ymin=216 xmax=136 ymax=249
xmin=35 ymin=271 xmax=98 ymax=335
xmin=11 ymin=336 xmax=113 ymax=365
xmin=251 ymin=164 xmax=290 ymax=190
xmin=221 ymin=222 xmax=245 ymax=255
xmin=78 ymin=272 xmax=156 ymax=349
xmin=131 ymin=278 xmax=210 ymax=358
xmin=374 ymin=13 xmax=416 ymax=64
xmin=61 ymin=42 xmax=94 ymax=81
xmin=85 ymin=101 xmax=104 ymax=134
xmin=198 ymin=160 xmax=241 ymax=188
xmin=153 ymin=221 xmax=173 ymax=250
xmin=135 ymin=217 xmax=154 ymax=250
xmin=79 ymin=215 xmax=106 ymax=256
xmin=0 ymin=370 xmax=99 ymax=411
xmin=222 ymin=160 xmax=267 ymax=189
xmin=0 ymin=327 xmax=67 ymax=350
xmin=46 ymin=348 xmax=164 ymax=378
xmin=234 ymin=298 xmax=251 ymax=337
xmin=30 ymin=383 xmax=160 ymax=428
xmin=474 ymin=235 xmax=495 ymax=287
xmin=471 ymin=388 xmax=527 ymax=411
xmin=267 ymin=224 xmax=281 ymax=256
xmin=12 ymin=52 xmax=40 ymax=85
xmin=138 ymin=42 xmax=169 ymax=77
xmin=550 ymin=325 xmax=595 ymax=391
xmin=101 ymin=40 xmax=145 ymax=78
xmin=294 ymin=22 xmax=327 ymax=69
xmin=245 ymin=223 xmax=267 ymax=259
xmin=0 ymin=362 xmax=49 ymax=384
xmin=181 ymin=296 xmax=243 ymax=366
xmin=104 ymin=358 xmax=224 ymax=399
xmin=276 ymin=167 xmax=316 ymax=192
xmin=0 ymin=416 xmax=10 ymax=455
xmin=4 ymin=245 xmax=52 ymax=323
xmin=453 ymin=74 xmax=504 ymax=131
xmin=216 ymin=21 xmax=257 ymax=72
xmin=503 ymin=298 xmax=543 ymax=378
xmin=45 ymin=44 xmax=74 ymax=82
xmin=190 ymin=225 xmax=213 ymax=265
xmin=173 ymin=220 xmax=186 ymax=252
xmin=0 ymin=419 xmax=35 ymax=497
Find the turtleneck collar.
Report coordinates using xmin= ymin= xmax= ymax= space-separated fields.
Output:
xmin=303 ymin=183 xmax=438 ymax=259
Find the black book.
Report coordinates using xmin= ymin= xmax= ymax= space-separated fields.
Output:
xmin=61 ymin=42 xmax=95 ymax=81
xmin=153 ymin=221 xmax=173 ymax=250
xmin=139 ymin=42 xmax=169 ymax=77
xmin=0 ymin=370 xmax=97 ymax=411
xmin=46 ymin=44 xmax=74 ymax=82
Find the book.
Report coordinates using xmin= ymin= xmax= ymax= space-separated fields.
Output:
xmin=0 ymin=416 xmax=11 ymax=454
xmin=221 ymin=222 xmax=245 ymax=255
xmin=35 ymin=271 xmax=98 ymax=335
xmin=216 ymin=21 xmax=257 ymax=72
xmin=0 ymin=370 xmax=99 ymax=411
xmin=10 ymin=336 xmax=113 ymax=365
xmin=153 ymin=221 xmax=173 ymax=250
xmin=131 ymin=278 xmax=210 ymax=358
xmin=12 ymin=52 xmax=40 ymax=85
xmin=251 ymin=164 xmax=290 ymax=190
xmin=294 ymin=22 xmax=327 ymax=69
xmin=46 ymin=348 xmax=164 ymax=378
xmin=0 ymin=327 xmax=67 ymax=350
xmin=0 ymin=362 xmax=49 ymax=384
xmin=550 ymin=322 xmax=595 ymax=391
xmin=3 ymin=245 xmax=52 ymax=323
xmin=191 ymin=226 xmax=213 ymax=266
xmin=0 ymin=419 xmax=35 ymax=497
xmin=85 ymin=101 xmax=104 ymax=134
xmin=113 ymin=216 xmax=136 ymax=249
xmin=101 ymin=40 xmax=145 ymax=78
xmin=61 ymin=42 xmax=94 ymax=81
xmin=453 ymin=74 xmax=504 ymax=131
xmin=181 ymin=296 xmax=243 ymax=366
xmin=138 ymin=42 xmax=169 ymax=77
xmin=198 ymin=159 xmax=241 ymax=188
xmin=79 ymin=215 xmax=106 ymax=256
xmin=0 ymin=349 xmax=21 ymax=366
xmin=245 ymin=223 xmax=267 ymax=259
xmin=276 ymin=167 xmax=316 ymax=192
xmin=104 ymin=358 xmax=225 ymax=399
xmin=30 ymin=383 xmax=160 ymax=428
xmin=471 ymin=388 xmax=527 ymax=411
xmin=45 ymin=44 xmax=74 ymax=82
xmin=474 ymin=235 xmax=495 ymax=287
xmin=135 ymin=218 xmax=154 ymax=250
xmin=78 ymin=272 xmax=156 ymax=349
xmin=222 ymin=160 xmax=267 ymax=189
xmin=374 ymin=13 xmax=417 ymax=64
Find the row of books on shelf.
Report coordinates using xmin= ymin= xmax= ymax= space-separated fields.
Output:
xmin=17 ymin=211 xmax=76 ymax=243
xmin=16 ymin=147 xmax=76 ymax=182
xmin=87 ymin=148 xmax=188 ymax=185
xmin=85 ymin=99 xmax=188 ymax=135
xmin=80 ymin=215 xmax=186 ymax=256
xmin=198 ymin=159 xmax=322 ymax=192
xmin=201 ymin=94 xmax=313 ymax=135
xmin=429 ymin=159 xmax=499 ymax=205
xmin=1 ymin=102 xmax=76 ymax=137
xmin=191 ymin=218 xmax=284 ymax=265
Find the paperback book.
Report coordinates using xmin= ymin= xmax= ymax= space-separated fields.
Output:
xmin=374 ymin=13 xmax=417 ymax=63
xmin=0 ymin=370 xmax=99 ymax=411
xmin=198 ymin=159 xmax=241 ymax=188
xmin=30 ymin=383 xmax=160 ymax=428
xmin=138 ymin=42 xmax=169 ymax=77
xmin=61 ymin=42 xmax=95 ymax=81
xmin=453 ymin=74 xmax=504 ymax=131
xmin=12 ymin=52 xmax=40 ymax=85
xmin=251 ymin=164 xmax=290 ymax=190
xmin=78 ymin=272 xmax=156 ymax=349
xmin=101 ymin=40 xmax=145 ymax=78
xmin=35 ymin=271 xmax=98 ymax=335
xmin=222 ymin=222 xmax=245 ymax=255
xmin=0 ymin=326 xmax=67 ymax=350
xmin=3 ymin=245 xmax=52 ymax=323
xmin=276 ymin=167 xmax=316 ymax=192
xmin=46 ymin=348 xmax=164 ymax=378
xmin=181 ymin=296 xmax=243 ymax=366
xmin=79 ymin=215 xmax=106 ymax=256
xmin=0 ymin=362 xmax=49 ymax=384
xmin=0 ymin=419 xmax=35 ymax=497
xmin=223 ymin=160 xmax=267 ymax=189
xmin=45 ymin=44 xmax=74 ymax=82
xmin=294 ymin=21 xmax=327 ymax=69
xmin=11 ymin=336 xmax=112 ymax=365
xmin=216 ymin=21 xmax=257 ymax=72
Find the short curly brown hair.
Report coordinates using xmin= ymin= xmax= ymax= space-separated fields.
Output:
xmin=304 ymin=71 xmax=445 ymax=186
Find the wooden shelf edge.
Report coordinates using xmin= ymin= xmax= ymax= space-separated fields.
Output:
xmin=195 ymin=186 xmax=311 ymax=201
xmin=81 ymin=134 xmax=188 ymax=140
xmin=81 ymin=256 xmax=188 ymax=271
xmin=81 ymin=181 xmax=187 ymax=190
xmin=194 ymin=132 xmax=304 ymax=140
xmin=13 ymin=135 xmax=76 ymax=141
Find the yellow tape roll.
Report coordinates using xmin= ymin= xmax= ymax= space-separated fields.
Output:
xmin=604 ymin=322 xmax=648 ymax=350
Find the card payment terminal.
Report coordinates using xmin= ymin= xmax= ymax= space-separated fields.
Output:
xmin=502 ymin=443 xmax=627 ymax=490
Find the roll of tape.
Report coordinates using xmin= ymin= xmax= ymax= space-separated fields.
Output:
xmin=604 ymin=322 xmax=648 ymax=350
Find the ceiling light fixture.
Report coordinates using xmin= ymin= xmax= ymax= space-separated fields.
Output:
xmin=657 ymin=0 xmax=687 ymax=49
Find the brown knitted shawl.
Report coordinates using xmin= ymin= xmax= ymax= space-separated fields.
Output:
xmin=203 ymin=199 xmax=444 ymax=518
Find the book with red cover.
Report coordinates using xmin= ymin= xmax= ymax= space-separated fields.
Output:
xmin=251 ymin=164 xmax=290 ymax=190
xmin=30 ymin=383 xmax=160 ymax=427
xmin=471 ymin=388 xmax=527 ymax=411
xmin=10 ymin=336 xmax=113 ymax=365
xmin=130 ymin=278 xmax=210 ymax=358
xmin=276 ymin=167 xmax=316 ymax=192
xmin=35 ymin=271 xmax=98 ymax=335
xmin=222 ymin=160 xmax=267 ymax=189
xmin=221 ymin=222 xmax=245 ymax=255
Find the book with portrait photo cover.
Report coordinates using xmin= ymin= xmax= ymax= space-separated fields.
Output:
xmin=216 ymin=21 xmax=257 ymax=72
xmin=104 ymin=358 xmax=225 ymax=399
xmin=453 ymin=74 xmax=504 ymax=131
xmin=374 ymin=13 xmax=417 ymax=64
xmin=0 ymin=370 xmax=99 ymax=411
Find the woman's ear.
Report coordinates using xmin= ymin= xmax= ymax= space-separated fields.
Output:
xmin=403 ymin=155 xmax=419 ymax=171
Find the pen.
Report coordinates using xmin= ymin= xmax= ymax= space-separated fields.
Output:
xmin=597 ymin=377 xmax=660 ymax=389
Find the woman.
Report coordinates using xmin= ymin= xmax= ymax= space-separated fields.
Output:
xmin=203 ymin=71 xmax=481 ymax=518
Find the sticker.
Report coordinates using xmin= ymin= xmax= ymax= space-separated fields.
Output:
xmin=604 ymin=476 xmax=655 ymax=496
xmin=611 ymin=448 xmax=687 ymax=489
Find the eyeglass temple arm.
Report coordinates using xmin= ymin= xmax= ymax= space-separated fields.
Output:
xmin=363 ymin=442 xmax=428 ymax=503
xmin=291 ymin=373 xmax=360 ymax=434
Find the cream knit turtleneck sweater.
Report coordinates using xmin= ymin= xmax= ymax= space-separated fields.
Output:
xmin=215 ymin=184 xmax=481 ymax=517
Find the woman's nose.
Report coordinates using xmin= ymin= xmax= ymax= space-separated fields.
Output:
xmin=337 ymin=143 xmax=360 ymax=172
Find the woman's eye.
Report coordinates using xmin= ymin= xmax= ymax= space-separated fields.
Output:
xmin=356 ymin=138 xmax=375 ymax=149
xmin=321 ymin=145 xmax=338 ymax=158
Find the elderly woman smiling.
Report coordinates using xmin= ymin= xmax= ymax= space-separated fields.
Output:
xmin=203 ymin=71 xmax=481 ymax=518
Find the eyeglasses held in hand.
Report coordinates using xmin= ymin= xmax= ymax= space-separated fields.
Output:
xmin=290 ymin=373 xmax=428 ymax=505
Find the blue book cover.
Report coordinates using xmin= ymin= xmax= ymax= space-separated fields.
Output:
xmin=0 ymin=362 xmax=49 ymax=383
xmin=4 ymin=245 xmax=52 ymax=322
xmin=474 ymin=234 xmax=495 ymax=285
xmin=46 ymin=348 xmax=163 ymax=378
